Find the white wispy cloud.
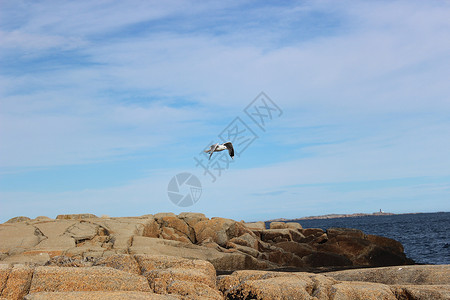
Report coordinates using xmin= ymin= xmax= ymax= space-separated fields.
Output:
xmin=1 ymin=0 xmax=449 ymax=221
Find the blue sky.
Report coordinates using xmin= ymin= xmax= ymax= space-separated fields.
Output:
xmin=1 ymin=0 xmax=449 ymax=222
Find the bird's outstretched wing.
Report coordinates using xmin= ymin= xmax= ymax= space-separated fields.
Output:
xmin=209 ymin=143 xmax=219 ymax=160
xmin=223 ymin=142 xmax=234 ymax=159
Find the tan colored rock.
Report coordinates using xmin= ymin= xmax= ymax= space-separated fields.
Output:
xmin=0 ymin=264 xmax=11 ymax=292
xmin=153 ymin=213 xmax=176 ymax=219
xmin=64 ymin=222 xmax=99 ymax=243
xmin=134 ymin=254 xmax=220 ymax=299
xmin=212 ymin=251 xmax=277 ymax=271
xmin=228 ymin=232 xmax=258 ymax=249
xmin=159 ymin=227 xmax=190 ymax=243
xmin=56 ymin=214 xmax=98 ymax=220
xmin=226 ymin=242 xmax=260 ymax=258
xmin=1 ymin=252 xmax=51 ymax=265
xmin=194 ymin=217 xmax=251 ymax=247
xmin=0 ymin=264 xmax=33 ymax=300
xmin=33 ymin=217 xmax=52 ymax=222
xmin=160 ymin=280 xmax=222 ymax=300
xmin=177 ymin=212 xmax=208 ymax=228
xmin=219 ymin=270 xmax=337 ymax=299
xmin=0 ymin=213 xmax=416 ymax=273
xmin=286 ymin=222 xmax=302 ymax=230
xmin=243 ymin=221 xmax=265 ymax=230
xmin=158 ymin=216 xmax=194 ymax=243
xmin=130 ymin=236 xmax=214 ymax=259
xmin=99 ymin=217 xmax=157 ymax=253
xmin=325 ymin=265 xmax=450 ymax=285
xmin=5 ymin=216 xmax=31 ymax=223
xmin=130 ymin=237 xmax=274 ymax=271
xmin=142 ymin=218 xmax=160 ymax=238
xmin=220 ymin=270 xmax=445 ymax=300
xmin=235 ymin=276 xmax=313 ymax=299
xmin=34 ymin=220 xmax=76 ymax=238
xmin=269 ymin=221 xmax=287 ymax=229
xmin=24 ymin=291 xmax=181 ymax=299
xmin=258 ymin=228 xmax=305 ymax=243
xmin=152 ymin=268 xmax=215 ymax=289
xmin=0 ymin=223 xmax=46 ymax=255
xmin=391 ymin=284 xmax=450 ymax=300
xmin=330 ymin=281 xmax=397 ymax=300
xmin=134 ymin=254 xmax=216 ymax=279
xmin=177 ymin=212 xmax=206 ymax=219
xmin=27 ymin=220 xmax=77 ymax=257
xmin=30 ymin=266 xmax=151 ymax=293
xmin=93 ymin=254 xmax=141 ymax=275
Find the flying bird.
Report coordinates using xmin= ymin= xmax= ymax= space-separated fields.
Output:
xmin=204 ymin=142 xmax=234 ymax=160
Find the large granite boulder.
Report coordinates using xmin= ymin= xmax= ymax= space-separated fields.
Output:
xmin=1 ymin=214 xmax=414 ymax=273
xmin=193 ymin=217 xmax=253 ymax=247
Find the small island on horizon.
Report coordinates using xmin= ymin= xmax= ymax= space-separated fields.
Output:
xmin=264 ymin=210 xmax=449 ymax=223
xmin=266 ymin=209 xmax=397 ymax=222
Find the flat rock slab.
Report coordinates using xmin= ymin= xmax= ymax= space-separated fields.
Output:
xmin=219 ymin=269 xmax=450 ymax=300
xmin=324 ymin=265 xmax=450 ymax=285
xmin=25 ymin=291 xmax=181 ymax=299
xmin=0 ymin=223 xmax=46 ymax=253
xmin=30 ymin=266 xmax=151 ymax=293
xmin=391 ymin=284 xmax=450 ymax=300
xmin=330 ymin=281 xmax=397 ymax=300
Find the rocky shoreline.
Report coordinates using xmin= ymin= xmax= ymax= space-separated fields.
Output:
xmin=0 ymin=213 xmax=448 ymax=299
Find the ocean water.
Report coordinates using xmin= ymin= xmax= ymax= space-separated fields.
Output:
xmin=280 ymin=212 xmax=449 ymax=265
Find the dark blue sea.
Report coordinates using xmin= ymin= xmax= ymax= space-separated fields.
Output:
xmin=274 ymin=212 xmax=449 ymax=265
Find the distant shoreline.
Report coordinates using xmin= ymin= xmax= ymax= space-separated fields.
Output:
xmin=265 ymin=211 xmax=427 ymax=222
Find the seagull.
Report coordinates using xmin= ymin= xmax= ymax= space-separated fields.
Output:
xmin=204 ymin=142 xmax=234 ymax=160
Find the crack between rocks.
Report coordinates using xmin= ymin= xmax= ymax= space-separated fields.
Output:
xmin=31 ymin=225 xmax=48 ymax=248
xmin=23 ymin=267 xmax=35 ymax=298
xmin=126 ymin=236 xmax=134 ymax=255
xmin=0 ymin=266 xmax=12 ymax=296
xmin=132 ymin=255 xmax=154 ymax=293
xmin=308 ymin=277 xmax=321 ymax=298
xmin=183 ymin=220 xmax=197 ymax=243
xmin=392 ymin=286 xmax=414 ymax=300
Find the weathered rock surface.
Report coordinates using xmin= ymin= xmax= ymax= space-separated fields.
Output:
xmin=242 ymin=221 xmax=265 ymax=230
xmin=0 ymin=214 xmax=414 ymax=272
xmin=0 ymin=255 xmax=222 ymax=299
xmin=219 ymin=266 xmax=450 ymax=300
xmin=324 ymin=265 xmax=450 ymax=285
xmin=25 ymin=291 xmax=181 ymax=299
xmin=1 ymin=264 xmax=34 ymax=300
xmin=5 ymin=217 xmax=31 ymax=224
xmin=2 ymin=213 xmax=444 ymax=298
xmin=0 ymin=254 xmax=448 ymax=299
xmin=30 ymin=266 xmax=151 ymax=293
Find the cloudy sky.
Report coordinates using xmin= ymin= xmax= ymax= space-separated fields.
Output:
xmin=1 ymin=0 xmax=449 ymax=222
